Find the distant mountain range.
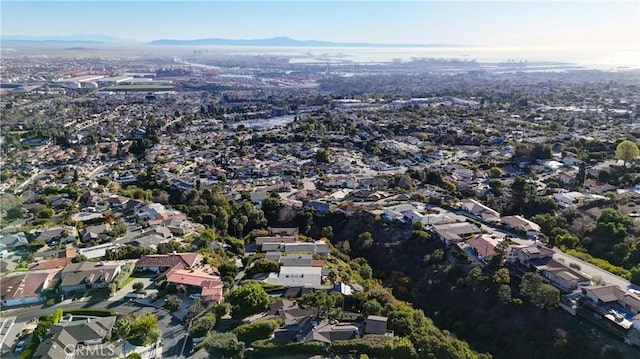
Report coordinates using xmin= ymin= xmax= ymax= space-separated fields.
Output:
xmin=2 ymin=34 xmax=461 ymax=48
xmin=146 ymin=36 xmax=459 ymax=47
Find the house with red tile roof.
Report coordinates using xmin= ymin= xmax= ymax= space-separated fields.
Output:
xmin=165 ymin=267 xmax=224 ymax=303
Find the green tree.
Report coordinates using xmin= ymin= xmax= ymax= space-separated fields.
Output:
xmin=114 ymin=317 xmax=132 ymax=340
xmin=615 ymin=140 xmax=639 ymax=166
xmin=165 ymin=295 xmax=183 ymax=311
xmin=359 ymin=262 xmax=373 ymax=280
xmin=492 ymin=268 xmax=511 ymax=285
xmin=531 ymin=213 xmax=557 ymax=236
xmin=358 ymin=231 xmax=374 ymax=249
xmin=531 ymin=283 xmax=560 ymax=310
xmin=316 ymin=148 xmax=331 ymax=163
xmin=227 ymin=283 xmax=270 ymax=317
xmin=520 ymin=273 xmax=559 ymax=309
xmin=630 ymin=265 xmax=640 ymax=286
xmin=232 ymin=320 xmax=277 ymax=343
xmin=200 ymin=332 xmax=244 ymax=359
xmin=300 ymin=290 xmax=337 ymax=318
xmin=497 ymin=284 xmax=512 ymax=303
xmin=190 ymin=313 xmax=217 ymax=338
xmin=466 ymin=267 xmax=489 ymax=292
xmin=132 ymin=282 xmax=144 ymax=292
xmin=489 ymin=179 xmax=502 ymax=194
xmin=520 ymin=272 xmax=543 ymax=296
xmin=488 ymin=166 xmax=503 ymax=178
xmin=38 ymin=207 xmax=55 ymax=218
xmin=362 ymin=299 xmax=383 ymax=317
xmin=575 ymin=162 xmax=586 ymax=187
xmin=219 ymin=261 xmax=239 ymax=279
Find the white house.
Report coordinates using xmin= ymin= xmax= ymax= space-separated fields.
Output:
xmin=554 ymin=191 xmax=607 ymax=208
xmin=501 ymin=215 xmax=542 ymax=238
xmin=265 ymin=266 xmax=323 ymax=288
xmin=460 ymin=199 xmax=501 ymax=222
xmin=135 ymin=202 xmax=168 ymax=220
xmin=0 ymin=272 xmax=54 ymax=307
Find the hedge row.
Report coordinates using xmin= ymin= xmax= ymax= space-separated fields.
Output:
xmin=62 ymin=308 xmax=116 ymax=317
xmin=566 ymin=249 xmax=631 ymax=279
xmin=113 ymin=262 xmax=135 ymax=289
xmin=232 ymin=320 xmax=279 ymax=343
xmin=251 ymin=340 xmax=325 ymax=357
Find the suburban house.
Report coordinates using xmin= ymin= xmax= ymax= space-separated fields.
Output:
xmin=163 ymin=267 xmax=224 ymax=303
xmin=500 ymin=215 xmax=542 ymax=238
xmin=301 ymin=320 xmax=360 ymax=344
xmin=0 ymin=232 xmax=28 ymax=250
xmin=431 ymin=221 xmax=482 ymax=245
xmin=29 ymin=248 xmax=77 ymax=270
xmin=554 ymin=191 xmax=607 ymax=208
xmin=106 ymin=195 xmax=130 ymax=208
xmin=34 ymin=316 xmax=118 ymax=359
xmin=529 ymin=256 xmax=591 ymax=292
xmin=135 ymin=252 xmax=201 ymax=273
xmin=365 ymin=315 xmax=390 ymax=335
xmin=268 ymin=227 xmax=299 ymax=239
xmin=460 ymin=199 xmax=501 ymax=222
xmin=507 ymin=244 xmax=555 ymax=264
xmin=265 ymin=253 xmax=319 ymax=267
xmin=268 ymin=300 xmax=316 ymax=342
xmin=581 ymin=285 xmax=640 ymax=330
xmin=33 ymin=226 xmax=78 ymax=244
xmin=382 ymin=204 xmax=422 ymax=223
xmin=256 ymin=236 xmax=297 ymax=250
xmin=81 ymin=223 xmax=111 ymax=243
xmin=464 ymin=234 xmax=500 ymax=265
xmin=0 ymin=271 xmax=57 ymax=307
xmin=161 ymin=217 xmax=194 ymax=236
xmin=273 ymin=315 xmax=359 ymax=344
xmin=265 ymin=266 xmax=323 ymax=288
xmin=261 ymin=241 xmax=330 ymax=256
xmin=508 ymin=244 xmax=591 ymax=292
xmin=59 ymin=261 xmax=123 ymax=293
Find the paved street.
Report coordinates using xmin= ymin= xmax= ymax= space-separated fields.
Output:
xmin=551 ymin=248 xmax=632 ymax=290
xmin=3 ymin=298 xmax=187 ymax=359
xmin=442 ymin=207 xmax=638 ymax=293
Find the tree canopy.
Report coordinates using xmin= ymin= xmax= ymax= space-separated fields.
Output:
xmin=615 ymin=140 xmax=639 ymax=166
xmin=227 ymin=283 xmax=270 ymax=317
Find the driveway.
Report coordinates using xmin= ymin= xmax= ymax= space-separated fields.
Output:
xmin=109 ymin=274 xmax=156 ymax=302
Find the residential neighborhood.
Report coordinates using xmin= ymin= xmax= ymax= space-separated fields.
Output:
xmin=1 ymin=14 xmax=640 ymax=359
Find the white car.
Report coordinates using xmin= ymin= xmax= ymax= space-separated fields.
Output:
xmin=15 ymin=340 xmax=26 ymax=353
xmin=188 ymin=293 xmax=201 ymax=299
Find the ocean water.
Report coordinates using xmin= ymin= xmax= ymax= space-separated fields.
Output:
xmin=202 ymin=46 xmax=640 ymax=70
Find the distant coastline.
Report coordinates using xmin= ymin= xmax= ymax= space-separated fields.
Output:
xmin=145 ymin=36 xmax=461 ymax=48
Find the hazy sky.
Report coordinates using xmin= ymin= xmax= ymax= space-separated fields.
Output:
xmin=2 ymin=1 xmax=639 ymax=48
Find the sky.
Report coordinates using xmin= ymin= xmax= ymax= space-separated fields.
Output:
xmin=1 ymin=1 xmax=639 ymax=49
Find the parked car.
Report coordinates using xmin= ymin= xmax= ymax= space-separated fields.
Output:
xmin=188 ymin=293 xmax=201 ymax=299
xmin=15 ymin=340 xmax=26 ymax=353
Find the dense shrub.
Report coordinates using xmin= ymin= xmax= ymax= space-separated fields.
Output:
xmin=566 ymin=249 xmax=631 ymax=279
xmin=232 ymin=320 xmax=278 ymax=343
xmin=113 ymin=262 xmax=135 ymax=289
xmin=251 ymin=340 xmax=325 ymax=357
xmin=62 ymin=308 xmax=116 ymax=317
